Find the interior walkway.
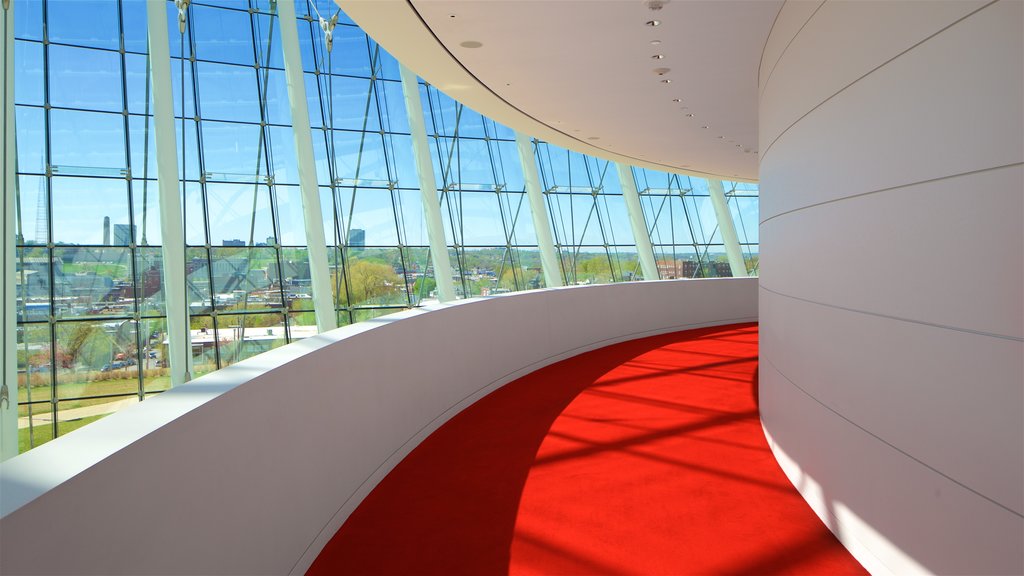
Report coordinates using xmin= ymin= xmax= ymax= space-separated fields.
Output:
xmin=309 ymin=323 xmax=866 ymax=575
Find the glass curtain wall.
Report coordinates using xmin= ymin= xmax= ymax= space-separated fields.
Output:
xmin=728 ymin=181 xmax=759 ymax=274
xmin=12 ymin=0 xmax=167 ymax=451
xmin=170 ymin=0 xmax=306 ymax=377
xmin=533 ymin=141 xmax=641 ymax=284
xmin=9 ymin=0 xmax=758 ymax=453
xmin=421 ymin=84 xmax=541 ymax=297
xmin=633 ymin=167 xmax=756 ymax=278
xmin=297 ymin=1 xmax=431 ymax=323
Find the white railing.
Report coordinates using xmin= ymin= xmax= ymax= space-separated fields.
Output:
xmin=0 ymin=278 xmax=757 ymax=576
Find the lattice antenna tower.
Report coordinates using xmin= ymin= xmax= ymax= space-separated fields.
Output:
xmin=34 ymin=178 xmax=46 ymax=244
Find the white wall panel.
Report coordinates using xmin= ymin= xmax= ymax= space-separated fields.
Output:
xmin=760 ymin=164 xmax=1023 ymax=338
xmin=760 ymin=0 xmax=1023 ymax=221
xmin=761 ymin=288 xmax=1023 ymax=514
xmin=760 ymin=0 xmax=983 ymax=151
xmin=758 ymin=0 xmax=823 ymax=96
xmin=760 ymin=361 xmax=1024 ymax=576
xmin=759 ymin=0 xmax=1024 ymax=573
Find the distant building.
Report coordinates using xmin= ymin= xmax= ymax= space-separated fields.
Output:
xmin=113 ymin=224 xmax=135 ymax=246
xmin=223 ymin=239 xmax=246 ymax=247
xmin=348 ymin=228 xmax=365 ymax=250
xmin=656 ymin=259 xmax=699 ymax=279
xmin=103 ymin=216 xmax=111 ymax=245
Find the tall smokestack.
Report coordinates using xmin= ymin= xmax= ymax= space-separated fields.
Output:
xmin=103 ymin=216 xmax=111 ymax=245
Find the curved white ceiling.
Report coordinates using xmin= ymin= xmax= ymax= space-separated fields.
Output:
xmin=338 ymin=0 xmax=782 ymax=182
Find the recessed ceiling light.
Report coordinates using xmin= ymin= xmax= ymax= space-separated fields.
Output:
xmin=672 ymin=98 xmax=681 ymax=102
xmin=650 ymin=40 xmax=662 ymax=45
xmin=449 ymin=14 xmax=456 ymax=18
xmin=587 ymin=136 xmax=600 ymax=140
xmin=459 ymin=40 xmax=483 ymax=48
xmin=653 ymin=67 xmax=670 ymax=75
xmin=685 ymin=113 xmax=693 ymax=117
xmin=701 ymin=125 xmax=708 ymax=129
xmin=646 ymin=20 xmax=660 ymax=26
xmin=652 ymin=54 xmax=664 ymax=59
xmin=718 ymin=136 xmax=724 ymax=139
xmin=661 ymin=79 xmax=672 ymax=84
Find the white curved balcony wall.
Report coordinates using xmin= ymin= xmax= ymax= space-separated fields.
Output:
xmin=758 ymin=1 xmax=1023 ymax=574
xmin=0 ymin=278 xmax=757 ymax=576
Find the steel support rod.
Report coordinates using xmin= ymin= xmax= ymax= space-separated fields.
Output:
xmin=147 ymin=0 xmax=191 ymax=384
xmin=515 ymin=133 xmax=563 ymax=288
xmin=615 ymin=163 xmax=659 ymax=281
xmin=277 ymin=0 xmax=337 ymax=332
xmin=1 ymin=0 xmax=17 ymax=459
xmin=398 ymin=65 xmax=456 ymax=302
xmin=707 ymin=179 xmax=747 ymax=277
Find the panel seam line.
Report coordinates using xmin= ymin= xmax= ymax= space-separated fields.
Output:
xmin=759 ymin=284 xmax=1023 ymax=342
xmin=759 ymin=161 xmax=1024 ymax=225
xmin=763 ymin=357 xmax=1024 ymax=519
xmin=758 ymin=0 xmax=826 ymax=99
xmin=758 ymin=0 xmax=999 ymax=164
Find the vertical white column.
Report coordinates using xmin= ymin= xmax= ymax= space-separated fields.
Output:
xmin=707 ymin=179 xmax=747 ymax=277
xmin=514 ymin=133 xmax=562 ymax=288
xmin=147 ymin=0 xmax=190 ymax=384
xmin=277 ymin=0 xmax=336 ymax=332
xmin=1 ymin=0 xmax=18 ymax=460
xmin=398 ymin=64 xmax=455 ymax=302
xmin=615 ymin=163 xmax=659 ymax=281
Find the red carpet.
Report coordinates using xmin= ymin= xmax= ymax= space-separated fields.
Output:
xmin=308 ymin=323 xmax=866 ymax=575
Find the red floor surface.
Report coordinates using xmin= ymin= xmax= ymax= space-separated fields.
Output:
xmin=308 ymin=323 xmax=866 ymax=575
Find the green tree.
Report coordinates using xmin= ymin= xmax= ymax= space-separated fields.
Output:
xmin=348 ymin=260 xmax=401 ymax=306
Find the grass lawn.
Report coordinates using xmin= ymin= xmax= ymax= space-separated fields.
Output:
xmin=18 ymin=414 xmax=107 ymax=453
xmin=18 ymin=373 xmax=172 ymax=416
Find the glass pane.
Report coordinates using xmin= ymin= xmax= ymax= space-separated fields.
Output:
xmin=205 ymin=183 xmax=277 ymax=246
xmin=196 ymin=62 xmax=260 ymax=122
xmin=49 ymin=45 xmax=123 ymax=113
xmin=139 ymin=317 xmax=171 ymax=391
xmin=15 ymin=106 xmax=46 ymax=174
xmin=47 ymin=0 xmax=120 ymax=50
xmin=51 ymin=177 xmax=130 ymax=245
xmin=191 ymin=4 xmax=255 ymax=65
xmin=215 ymin=312 xmax=287 ymax=367
xmin=53 ymin=247 xmax=134 ymax=318
xmin=49 ymin=109 xmax=127 ymax=171
xmin=14 ymin=40 xmax=44 ymax=105
xmin=347 ymin=251 xmax=405 ymax=307
xmin=15 ymin=248 xmax=50 ymax=322
xmin=54 ymin=319 xmax=140 ymax=400
xmin=135 ymin=247 xmax=165 ymax=317
xmin=15 ymin=176 xmax=47 ymax=245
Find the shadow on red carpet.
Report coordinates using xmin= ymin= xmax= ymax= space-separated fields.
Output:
xmin=307 ymin=323 xmax=866 ymax=575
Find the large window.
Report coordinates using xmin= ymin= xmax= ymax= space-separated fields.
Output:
xmin=534 ymin=141 xmax=641 ymax=284
xmin=298 ymin=4 xmax=430 ymax=323
xmin=8 ymin=0 xmax=758 ymax=454
xmin=13 ymin=0 xmax=166 ymax=451
xmin=421 ymin=84 xmax=541 ymax=297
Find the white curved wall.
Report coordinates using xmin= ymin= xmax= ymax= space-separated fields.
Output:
xmin=0 ymin=279 xmax=757 ymax=576
xmin=758 ymin=1 xmax=1023 ymax=574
